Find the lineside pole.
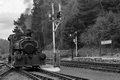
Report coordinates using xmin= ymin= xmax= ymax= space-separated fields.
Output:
xmin=52 ymin=3 xmax=56 ymax=65
xmin=54 ymin=3 xmax=61 ymax=67
xmin=75 ymin=31 xmax=78 ymax=56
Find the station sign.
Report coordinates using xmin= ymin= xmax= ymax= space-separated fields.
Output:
xmin=101 ymin=40 xmax=112 ymax=45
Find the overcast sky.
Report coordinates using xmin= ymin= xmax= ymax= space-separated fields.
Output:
xmin=0 ymin=0 xmax=31 ymax=39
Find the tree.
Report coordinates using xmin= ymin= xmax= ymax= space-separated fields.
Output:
xmin=14 ymin=14 xmax=27 ymax=33
xmin=31 ymin=0 xmax=44 ymax=49
xmin=80 ymin=11 xmax=120 ymax=48
xmin=101 ymin=0 xmax=120 ymax=13
xmin=76 ymin=0 xmax=100 ymax=27
xmin=12 ymin=26 xmax=23 ymax=34
xmin=0 ymin=39 xmax=9 ymax=54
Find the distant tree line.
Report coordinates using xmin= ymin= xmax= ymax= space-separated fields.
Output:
xmin=0 ymin=39 xmax=9 ymax=54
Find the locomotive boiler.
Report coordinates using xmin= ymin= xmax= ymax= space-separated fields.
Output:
xmin=8 ymin=29 xmax=46 ymax=69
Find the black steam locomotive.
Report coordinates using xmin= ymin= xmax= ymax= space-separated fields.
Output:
xmin=8 ymin=29 xmax=46 ymax=69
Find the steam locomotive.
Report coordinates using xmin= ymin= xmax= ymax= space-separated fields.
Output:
xmin=8 ymin=29 xmax=46 ymax=69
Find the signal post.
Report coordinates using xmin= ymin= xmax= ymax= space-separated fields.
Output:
xmin=49 ymin=3 xmax=62 ymax=67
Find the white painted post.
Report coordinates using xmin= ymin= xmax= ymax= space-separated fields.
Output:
xmin=59 ymin=3 xmax=61 ymax=11
xmin=52 ymin=3 xmax=56 ymax=65
xmin=52 ymin=3 xmax=55 ymax=54
xmin=75 ymin=31 xmax=78 ymax=56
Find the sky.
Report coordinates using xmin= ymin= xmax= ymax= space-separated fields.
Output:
xmin=0 ymin=0 xmax=32 ymax=39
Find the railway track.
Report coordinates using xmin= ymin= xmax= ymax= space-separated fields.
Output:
xmin=54 ymin=72 xmax=89 ymax=80
xmin=0 ymin=63 xmax=89 ymax=80
xmin=0 ymin=68 xmax=41 ymax=80
xmin=0 ymin=63 xmax=5 ymax=68
xmin=28 ymin=68 xmax=89 ymax=80
xmin=0 ymin=59 xmax=89 ymax=80
xmin=60 ymin=61 xmax=120 ymax=73
xmin=0 ymin=63 xmax=41 ymax=80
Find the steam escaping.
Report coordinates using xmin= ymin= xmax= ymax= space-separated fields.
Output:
xmin=25 ymin=8 xmax=31 ymax=15
xmin=24 ymin=0 xmax=33 ymax=29
xmin=24 ymin=0 xmax=31 ymax=4
xmin=24 ymin=0 xmax=33 ymax=15
xmin=17 ymin=25 xmax=24 ymax=33
xmin=24 ymin=15 xmax=32 ymax=29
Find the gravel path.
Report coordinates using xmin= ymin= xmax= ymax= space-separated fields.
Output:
xmin=59 ymin=66 xmax=120 ymax=80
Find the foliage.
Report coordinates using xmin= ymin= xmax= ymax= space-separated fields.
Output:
xmin=12 ymin=26 xmax=23 ymax=34
xmin=31 ymin=0 xmax=45 ymax=49
xmin=76 ymin=0 xmax=100 ymax=26
xmin=14 ymin=14 xmax=27 ymax=32
xmin=81 ymin=11 xmax=120 ymax=47
xmin=0 ymin=39 xmax=9 ymax=55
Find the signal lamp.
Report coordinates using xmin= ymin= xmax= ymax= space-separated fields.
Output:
xmin=56 ymin=11 xmax=62 ymax=20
